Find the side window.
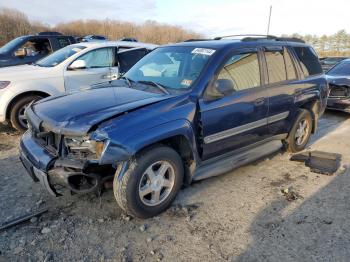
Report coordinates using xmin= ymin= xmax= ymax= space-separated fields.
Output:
xmin=265 ymin=50 xmax=287 ymax=84
xmin=217 ymin=52 xmax=261 ymax=92
xmin=284 ymin=48 xmax=297 ymax=80
xmin=293 ymin=46 xmax=322 ymax=77
xmin=78 ymin=48 xmax=114 ymax=68
xmin=118 ymin=48 xmax=148 ymax=74
xmin=16 ymin=38 xmax=52 ymax=57
xmin=57 ymin=37 xmax=71 ymax=48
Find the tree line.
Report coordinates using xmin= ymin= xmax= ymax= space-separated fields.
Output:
xmin=1 ymin=7 xmax=350 ymax=57
xmin=0 ymin=8 xmax=201 ymax=46
xmin=283 ymin=30 xmax=350 ymax=57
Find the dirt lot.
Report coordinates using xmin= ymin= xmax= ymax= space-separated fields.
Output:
xmin=0 ymin=111 xmax=350 ymax=262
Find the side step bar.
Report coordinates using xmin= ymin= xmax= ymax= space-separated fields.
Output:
xmin=192 ymin=140 xmax=283 ymax=181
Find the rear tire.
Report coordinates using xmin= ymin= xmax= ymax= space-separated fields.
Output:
xmin=10 ymin=95 xmax=42 ymax=132
xmin=113 ymin=145 xmax=184 ymax=218
xmin=285 ymin=109 xmax=313 ymax=153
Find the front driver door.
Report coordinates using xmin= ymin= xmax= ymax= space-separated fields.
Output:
xmin=199 ymin=49 xmax=269 ymax=160
xmin=64 ymin=47 xmax=117 ymax=92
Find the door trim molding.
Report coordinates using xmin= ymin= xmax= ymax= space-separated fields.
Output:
xmin=203 ymin=111 xmax=289 ymax=144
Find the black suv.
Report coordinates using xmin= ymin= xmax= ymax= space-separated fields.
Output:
xmin=0 ymin=32 xmax=76 ymax=67
xmin=20 ymin=35 xmax=328 ymax=218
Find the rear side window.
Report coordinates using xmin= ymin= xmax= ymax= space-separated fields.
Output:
xmin=57 ymin=37 xmax=71 ymax=48
xmin=284 ymin=48 xmax=297 ymax=80
xmin=265 ymin=51 xmax=287 ymax=83
xmin=264 ymin=48 xmax=298 ymax=84
xmin=293 ymin=46 xmax=322 ymax=77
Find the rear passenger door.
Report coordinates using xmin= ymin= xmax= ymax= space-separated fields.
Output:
xmin=263 ymin=46 xmax=300 ymax=136
xmin=199 ymin=49 xmax=269 ymax=160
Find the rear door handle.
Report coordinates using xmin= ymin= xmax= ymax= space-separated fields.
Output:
xmin=254 ymin=97 xmax=265 ymax=106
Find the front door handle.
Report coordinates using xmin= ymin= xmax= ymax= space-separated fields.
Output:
xmin=254 ymin=97 xmax=265 ymax=106
xmin=102 ymin=74 xmax=118 ymax=80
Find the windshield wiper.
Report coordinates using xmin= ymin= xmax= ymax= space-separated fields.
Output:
xmin=137 ymin=80 xmax=170 ymax=95
xmin=119 ymin=76 xmax=134 ymax=87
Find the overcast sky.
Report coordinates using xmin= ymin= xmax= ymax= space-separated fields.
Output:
xmin=1 ymin=0 xmax=349 ymax=37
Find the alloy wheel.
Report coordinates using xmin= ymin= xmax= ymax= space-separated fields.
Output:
xmin=138 ymin=160 xmax=175 ymax=206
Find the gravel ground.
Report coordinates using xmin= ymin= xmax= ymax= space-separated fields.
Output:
xmin=0 ymin=111 xmax=350 ymax=262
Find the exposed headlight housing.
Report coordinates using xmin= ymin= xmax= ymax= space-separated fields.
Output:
xmin=65 ymin=136 xmax=105 ymax=160
xmin=0 ymin=81 xmax=10 ymax=89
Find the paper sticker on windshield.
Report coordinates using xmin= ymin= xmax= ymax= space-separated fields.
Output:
xmin=191 ymin=48 xmax=215 ymax=56
xmin=181 ymin=79 xmax=193 ymax=86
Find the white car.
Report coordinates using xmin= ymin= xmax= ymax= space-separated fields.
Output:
xmin=0 ymin=41 xmax=157 ymax=131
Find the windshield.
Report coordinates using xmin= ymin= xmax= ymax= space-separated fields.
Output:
xmin=35 ymin=45 xmax=86 ymax=67
xmin=0 ymin=36 xmax=25 ymax=54
xmin=327 ymin=61 xmax=350 ymax=76
xmin=123 ymin=46 xmax=214 ymax=92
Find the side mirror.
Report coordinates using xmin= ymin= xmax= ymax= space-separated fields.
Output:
xmin=215 ymin=79 xmax=235 ymax=96
xmin=69 ymin=60 xmax=87 ymax=70
xmin=14 ymin=48 xmax=27 ymax=58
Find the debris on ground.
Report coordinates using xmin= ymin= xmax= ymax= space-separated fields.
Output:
xmin=0 ymin=208 xmax=48 ymax=231
xmin=281 ymin=186 xmax=303 ymax=201
xmin=290 ymin=151 xmax=342 ymax=175
xmin=139 ymin=224 xmax=147 ymax=232
xmin=167 ymin=203 xmax=200 ymax=219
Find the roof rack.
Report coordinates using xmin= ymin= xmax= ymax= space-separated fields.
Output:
xmin=213 ymin=34 xmax=305 ymax=43
xmin=214 ymin=34 xmax=277 ymax=40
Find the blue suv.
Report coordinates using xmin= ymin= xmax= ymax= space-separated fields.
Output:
xmin=20 ymin=36 xmax=328 ymax=218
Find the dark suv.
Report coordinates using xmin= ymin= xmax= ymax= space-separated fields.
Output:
xmin=0 ymin=32 xmax=76 ymax=67
xmin=20 ymin=36 xmax=328 ymax=218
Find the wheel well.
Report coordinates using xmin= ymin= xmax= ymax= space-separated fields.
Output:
xmin=140 ymin=135 xmax=195 ymax=184
xmin=5 ymin=91 xmax=50 ymax=120
xmin=300 ymin=100 xmax=319 ymax=133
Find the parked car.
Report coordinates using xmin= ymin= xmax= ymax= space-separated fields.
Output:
xmin=326 ymin=58 xmax=350 ymax=112
xmin=20 ymin=36 xmax=328 ymax=218
xmin=0 ymin=41 xmax=157 ymax=131
xmin=320 ymin=56 xmax=348 ymax=72
xmin=120 ymin=38 xmax=138 ymax=42
xmin=82 ymin=35 xmax=108 ymax=42
xmin=0 ymin=32 xmax=76 ymax=68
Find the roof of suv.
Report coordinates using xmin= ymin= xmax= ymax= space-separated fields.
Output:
xmin=169 ymin=38 xmax=309 ymax=50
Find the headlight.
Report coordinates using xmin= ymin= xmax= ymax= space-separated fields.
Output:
xmin=65 ymin=136 xmax=105 ymax=159
xmin=0 ymin=81 xmax=10 ymax=89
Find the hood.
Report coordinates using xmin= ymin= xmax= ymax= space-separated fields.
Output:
xmin=0 ymin=64 xmax=54 ymax=81
xmin=326 ymin=75 xmax=350 ymax=87
xmin=31 ymin=87 xmax=171 ymax=136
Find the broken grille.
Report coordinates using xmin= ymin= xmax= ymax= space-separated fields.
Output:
xmin=329 ymin=85 xmax=349 ymax=98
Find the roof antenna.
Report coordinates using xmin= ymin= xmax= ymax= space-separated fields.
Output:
xmin=267 ymin=5 xmax=272 ymax=35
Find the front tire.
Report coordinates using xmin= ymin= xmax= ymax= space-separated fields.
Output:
xmin=10 ymin=95 xmax=42 ymax=132
xmin=285 ymin=109 xmax=313 ymax=153
xmin=113 ymin=145 xmax=184 ymax=218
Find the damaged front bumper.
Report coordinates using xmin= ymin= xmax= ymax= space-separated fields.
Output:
xmin=20 ymin=131 xmax=58 ymax=196
xmin=327 ymin=97 xmax=350 ymax=113
xmin=20 ymin=131 xmax=112 ymax=196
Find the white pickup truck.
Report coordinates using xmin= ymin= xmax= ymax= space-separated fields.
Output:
xmin=0 ymin=41 xmax=157 ymax=131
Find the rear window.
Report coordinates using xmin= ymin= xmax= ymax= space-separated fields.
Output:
xmin=293 ymin=46 xmax=322 ymax=77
